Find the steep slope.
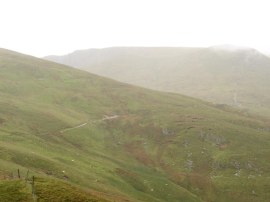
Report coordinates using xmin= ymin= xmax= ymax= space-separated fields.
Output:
xmin=45 ymin=46 xmax=270 ymax=117
xmin=1 ymin=48 xmax=270 ymax=201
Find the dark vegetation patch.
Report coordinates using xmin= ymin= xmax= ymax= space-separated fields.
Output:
xmin=115 ymin=168 xmax=147 ymax=192
xmin=124 ymin=142 xmax=155 ymax=166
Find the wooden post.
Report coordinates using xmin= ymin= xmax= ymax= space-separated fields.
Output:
xmin=32 ymin=176 xmax=35 ymax=195
xmin=17 ymin=169 xmax=20 ymax=179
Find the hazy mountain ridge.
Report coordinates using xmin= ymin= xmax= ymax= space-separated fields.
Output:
xmin=45 ymin=46 xmax=270 ymax=117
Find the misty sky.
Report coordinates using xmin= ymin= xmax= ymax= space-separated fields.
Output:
xmin=0 ymin=0 xmax=269 ymax=57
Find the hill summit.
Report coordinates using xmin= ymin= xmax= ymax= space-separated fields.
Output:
xmin=45 ymin=46 xmax=270 ymax=117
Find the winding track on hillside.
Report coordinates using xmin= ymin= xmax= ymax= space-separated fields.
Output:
xmin=60 ymin=123 xmax=88 ymax=133
xmin=60 ymin=115 xmax=119 ymax=134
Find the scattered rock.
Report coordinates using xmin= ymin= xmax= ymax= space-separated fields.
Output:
xmin=252 ymin=190 xmax=258 ymax=196
xmin=63 ymin=175 xmax=69 ymax=180
xmin=234 ymin=169 xmax=241 ymax=177
xmin=162 ymin=128 xmax=175 ymax=136
xmin=183 ymin=139 xmax=189 ymax=147
xmin=185 ymin=160 xmax=193 ymax=171
xmin=248 ymin=175 xmax=255 ymax=179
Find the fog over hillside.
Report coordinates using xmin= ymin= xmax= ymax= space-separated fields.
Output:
xmin=45 ymin=46 xmax=270 ymax=117
xmin=1 ymin=0 xmax=270 ymax=201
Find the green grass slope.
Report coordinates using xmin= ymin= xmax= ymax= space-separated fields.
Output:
xmin=0 ymin=177 xmax=108 ymax=202
xmin=45 ymin=46 xmax=270 ymax=117
xmin=1 ymin=48 xmax=270 ymax=201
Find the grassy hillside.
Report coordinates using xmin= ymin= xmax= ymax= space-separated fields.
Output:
xmin=1 ymin=48 xmax=270 ymax=201
xmin=0 ymin=177 xmax=108 ymax=202
xmin=45 ymin=46 xmax=270 ymax=117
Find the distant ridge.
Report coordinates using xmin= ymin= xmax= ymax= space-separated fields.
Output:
xmin=45 ymin=46 xmax=270 ymax=117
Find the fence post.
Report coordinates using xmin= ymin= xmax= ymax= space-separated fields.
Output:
xmin=32 ymin=175 xmax=37 ymax=202
xmin=17 ymin=169 xmax=20 ymax=179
